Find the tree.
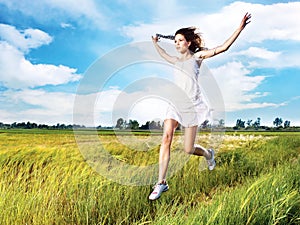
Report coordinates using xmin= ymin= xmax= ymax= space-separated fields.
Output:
xmin=284 ymin=120 xmax=291 ymax=128
xmin=273 ymin=117 xmax=283 ymax=127
xmin=218 ymin=119 xmax=225 ymax=127
xmin=149 ymin=120 xmax=161 ymax=130
xmin=246 ymin=119 xmax=252 ymax=127
xmin=201 ymin=120 xmax=210 ymax=129
xmin=140 ymin=121 xmax=150 ymax=130
xmin=140 ymin=120 xmax=162 ymax=130
xmin=115 ymin=118 xmax=124 ymax=129
xmin=128 ymin=119 xmax=139 ymax=130
xmin=235 ymin=119 xmax=245 ymax=129
xmin=253 ymin=117 xmax=261 ymax=129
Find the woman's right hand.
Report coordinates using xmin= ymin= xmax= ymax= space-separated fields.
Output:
xmin=152 ymin=35 xmax=159 ymax=43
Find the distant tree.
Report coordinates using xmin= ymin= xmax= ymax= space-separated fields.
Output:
xmin=140 ymin=120 xmax=162 ymax=130
xmin=246 ymin=119 xmax=252 ymax=127
xmin=284 ymin=120 xmax=291 ymax=128
xmin=149 ymin=120 xmax=161 ymax=129
xmin=218 ymin=119 xmax=225 ymax=127
xmin=128 ymin=119 xmax=139 ymax=130
xmin=59 ymin=124 xmax=66 ymax=129
xmin=27 ymin=121 xmax=37 ymax=129
xmin=201 ymin=120 xmax=210 ymax=129
xmin=235 ymin=119 xmax=245 ymax=129
xmin=253 ymin=117 xmax=261 ymax=129
xmin=273 ymin=117 xmax=283 ymax=127
xmin=140 ymin=121 xmax=150 ymax=130
xmin=115 ymin=118 xmax=124 ymax=129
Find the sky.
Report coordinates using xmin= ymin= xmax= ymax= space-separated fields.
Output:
xmin=0 ymin=0 xmax=300 ymax=127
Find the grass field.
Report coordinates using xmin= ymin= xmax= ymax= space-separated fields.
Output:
xmin=0 ymin=129 xmax=299 ymax=224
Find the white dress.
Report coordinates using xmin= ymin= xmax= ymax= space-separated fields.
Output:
xmin=165 ymin=55 xmax=210 ymax=127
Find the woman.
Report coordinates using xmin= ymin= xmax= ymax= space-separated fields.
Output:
xmin=149 ymin=13 xmax=251 ymax=200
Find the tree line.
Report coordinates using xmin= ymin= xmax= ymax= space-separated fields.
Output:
xmin=0 ymin=116 xmax=297 ymax=131
xmin=114 ymin=118 xmax=162 ymax=130
xmin=0 ymin=122 xmax=86 ymax=130
xmin=233 ymin=117 xmax=292 ymax=130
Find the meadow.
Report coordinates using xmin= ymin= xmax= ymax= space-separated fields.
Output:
xmin=0 ymin=129 xmax=299 ymax=225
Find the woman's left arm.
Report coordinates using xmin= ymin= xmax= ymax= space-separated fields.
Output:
xmin=196 ymin=13 xmax=251 ymax=59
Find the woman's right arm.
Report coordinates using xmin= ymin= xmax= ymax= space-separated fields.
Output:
xmin=152 ymin=36 xmax=178 ymax=64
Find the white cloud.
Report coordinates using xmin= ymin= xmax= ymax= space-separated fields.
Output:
xmin=0 ymin=24 xmax=53 ymax=52
xmin=210 ymin=61 xmax=282 ymax=111
xmin=60 ymin=23 xmax=75 ymax=29
xmin=231 ymin=46 xmax=300 ymax=69
xmin=234 ymin=47 xmax=281 ymax=60
xmin=0 ymin=0 xmax=108 ymax=29
xmin=46 ymin=0 xmax=107 ymax=28
xmin=0 ymin=24 xmax=81 ymax=88
xmin=0 ymin=86 xmax=167 ymax=126
xmin=122 ymin=2 xmax=300 ymax=45
xmin=0 ymin=41 xmax=81 ymax=88
xmin=0 ymin=89 xmax=76 ymax=124
xmin=93 ymin=86 xmax=169 ymax=126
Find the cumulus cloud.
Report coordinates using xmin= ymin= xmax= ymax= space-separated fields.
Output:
xmin=0 ymin=0 xmax=108 ymax=29
xmin=0 ymin=24 xmax=52 ymax=52
xmin=234 ymin=47 xmax=281 ymax=60
xmin=232 ymin=47 xmax=300 ymax=69
xmin=0 ymin=41 xmax=81 ymax=88
xmin=74 ymin=82 xmax=173 ymax=127
xmin=0 ymin=89 xmax=75 ymax=124
xmin=210 ymin=61 xmax=282 ymax=111
xmin=0 ymin=24 xmax=81 ymax=88
xmin=122 ymin=1 xmax=300 ymax=45
xmin=0 ymin=86 xmax=167 ymax=126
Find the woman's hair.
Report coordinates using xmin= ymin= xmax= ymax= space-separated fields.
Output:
xmin=157 ymin=27 xmax=206 ymax=53
xmin=175 ymin=27 xmax=205 ymax=53
xmin=156 ymin=34 xmax=175 ymax=40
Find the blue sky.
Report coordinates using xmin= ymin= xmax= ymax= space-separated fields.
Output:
xmin=0 ymin=0 xmax=299 ymax=127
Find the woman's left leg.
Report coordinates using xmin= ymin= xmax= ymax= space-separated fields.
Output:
xmin=183 ymin=126 xmax=210 ymax=158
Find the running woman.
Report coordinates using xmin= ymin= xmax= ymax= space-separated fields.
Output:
xmin=149 ymin=13 xmax=251 ymax=200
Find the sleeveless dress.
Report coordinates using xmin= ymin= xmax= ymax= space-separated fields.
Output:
xmin=165 ymin=55 xmax=210 ymax=127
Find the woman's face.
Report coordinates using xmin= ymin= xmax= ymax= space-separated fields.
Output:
xmin=174 ymin=34 xmax=190 ymax=54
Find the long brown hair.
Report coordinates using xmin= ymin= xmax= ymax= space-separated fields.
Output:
xmin=175 ymin=27 xmax=206 ymax=53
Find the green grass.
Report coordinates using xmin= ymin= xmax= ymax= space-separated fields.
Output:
xmin=0 ymin=130 xmax=299 ymax=224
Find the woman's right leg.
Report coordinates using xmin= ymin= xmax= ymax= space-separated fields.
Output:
xmin=158 ymin=119 xmax=178 ymax=183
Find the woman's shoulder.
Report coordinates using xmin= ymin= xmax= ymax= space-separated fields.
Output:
xmin=193 ymin=51 xmax=206 ymax=60
xmin=192 ymin=54 xmax=204 ymax=63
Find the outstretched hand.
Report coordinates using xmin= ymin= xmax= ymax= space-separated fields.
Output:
xmin=240 ymin=12 xmax=251 ymax=30
xmin=152 ymin=35 xmax=159 ymax=43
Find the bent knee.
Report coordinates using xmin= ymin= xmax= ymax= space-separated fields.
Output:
xmin=184 ymin=146 xmax=195 ymax=155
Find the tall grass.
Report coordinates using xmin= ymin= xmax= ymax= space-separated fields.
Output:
xmin=0 ymin=131 xmax=299 ymax=224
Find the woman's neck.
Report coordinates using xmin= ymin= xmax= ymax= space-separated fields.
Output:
xmin=179 ymin=51 xmax=193 ymax=61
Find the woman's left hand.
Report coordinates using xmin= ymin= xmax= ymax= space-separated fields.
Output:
xmin=240 ymin=12 xmax=251 ymax=30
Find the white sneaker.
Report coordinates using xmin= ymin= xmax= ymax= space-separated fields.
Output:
xmin=149 ymin=183 xmax=169 ymax=200
xmin=207 ymin=149 xmax=216 ymax=170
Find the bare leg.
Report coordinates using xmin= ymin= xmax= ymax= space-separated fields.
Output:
xmin=183 ymin=126 xmax=211 ymax=159
xmin=158 ymin=119 xmax=178 ymax=183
